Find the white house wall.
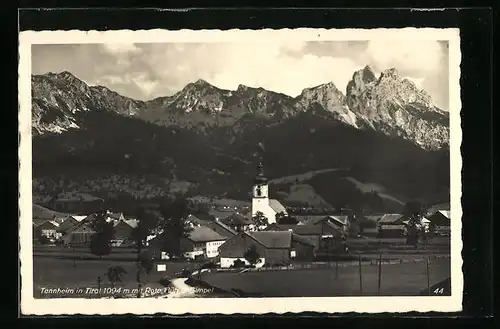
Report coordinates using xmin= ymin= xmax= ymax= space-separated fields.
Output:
xmin=220 ymin=257 xmax=266 ymax=268
xmin=205 ymin=240 xmax=226 ymax=258
xmin=252 ymin=198 xmax=277 ymax=224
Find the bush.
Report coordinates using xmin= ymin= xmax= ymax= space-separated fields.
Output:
xmin=231 ymin=259 xmax=246 ymax=268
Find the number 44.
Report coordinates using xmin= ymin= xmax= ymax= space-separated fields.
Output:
xmin=433 ymin=287 xmax=444 ymax=294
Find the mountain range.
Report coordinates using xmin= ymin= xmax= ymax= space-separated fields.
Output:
xmin=30 ymin=66 xmax=450 ymax=213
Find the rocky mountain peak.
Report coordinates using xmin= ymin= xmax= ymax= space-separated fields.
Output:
xmin=378 ymin=68 xmax=400 ymax=81
xmin=31 ymin=68 xmax=449 ymax=151
xmin=345 ymin=65 xmax=448 ymax=150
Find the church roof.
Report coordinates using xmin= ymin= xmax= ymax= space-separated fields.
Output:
xmin=268 ymin=199 xmax=287 ymax=214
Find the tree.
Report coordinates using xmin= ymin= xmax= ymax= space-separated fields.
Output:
xmin=158 ymin=196 xmax=193 ymax=258
xmin=106 ymin=265 xmax=127 ymax=287
xmin=252 ymin=211 xmax=268 ymax=229
xmin=243 ymin=245 xmax=260 ymax=266
xmin=403 ymin=201 xmax=427 ymax=248
xmin=131 ymin=206 xmax=159 ymax=284
xmin=276 ymin=212 xmax=299 ymax=225
xmin=89 ymin=211 xmax=115 ymax=259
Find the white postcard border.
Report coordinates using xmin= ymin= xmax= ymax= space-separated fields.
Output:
xmin=19 ymin=28 xmax=462 ymax=315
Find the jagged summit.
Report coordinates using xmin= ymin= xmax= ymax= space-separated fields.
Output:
xmin=31 ymin=66 xmax=449 ymax=150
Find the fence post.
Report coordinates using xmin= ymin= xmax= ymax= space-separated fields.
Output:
xmin=358 ymin=254 xmax=363 ymax=295
xmin=335 ymin=257 xmax=339 ymax=280
xmin=377 ymin=252 xmax=382 ymax=295
xmin=97 ymin=276 xmax=101 ymax=297
xmin=426 ymin=257 xmax=430 ymax=296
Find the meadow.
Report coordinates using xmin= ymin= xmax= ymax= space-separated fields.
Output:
xmin=32 ymin=256 xmax=197 ymax=298
xmin=200 ymin=257 xmax=451 ymax=297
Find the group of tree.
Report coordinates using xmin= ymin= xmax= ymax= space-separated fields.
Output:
xmin=403 ymin=200 xmax=429 ymax=247
xmin=88 ymin=211 xmax=115 ymax=259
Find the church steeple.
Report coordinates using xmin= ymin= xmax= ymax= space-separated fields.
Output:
xmin=254 ymin=157 xmax=268 ymax=184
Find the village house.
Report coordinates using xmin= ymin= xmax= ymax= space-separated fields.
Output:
xmin=36 ymin=220 xmax=63 ymax=240
xmin=55 ymin=215 xmax=80 ymax=235
xmin=47 ymin=192 xmax=105 ymax=214
xmin=111 ymin=219 xmax=137 ymax=246
xmin=218 ymin=230 xmax=315 ymax=268
xmin=150 ymin=226 xmax=228 ymax=260
xmin=60 ymin=214 xmax=96 ymax=245
xmin=377 ymin=214 xmax=407 ymax=238
xmin=297 ymin=215 xmax=350 ymax=236
xmin=425 ymin=209 xmax=451 ymax=236
xmin=181 ymin=226 xmax=227 ymax=259
xmin=264 ymin=223 xmax=345 ymax=253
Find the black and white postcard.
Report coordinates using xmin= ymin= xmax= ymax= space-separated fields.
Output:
xmin=19 ymin=28 xmax=462 ymax=315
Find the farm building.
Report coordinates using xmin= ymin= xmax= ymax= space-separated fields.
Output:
xmin=150 ymin=226 xmax=227 ymax=260
xmin=264 ymin=223 xmax=345 ymax=253
xmin=55 ymin=216 xmax=80 ymax=234
xmin=218 ymin=231 xmax=315 ymax=268
xmin=377 ymin=214 xmax=406 ymax=238
xmin=60 ymin=215 xmax=97 ymax=245
xmin=426 ymin=210 xmax=451 ymax=236
xmin=37 ymin=220 xmax=62 ymax=240
xmin=111 ymin=219 xmax=137 ymax=246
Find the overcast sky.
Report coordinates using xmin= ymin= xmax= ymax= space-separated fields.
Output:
xmin=32 ymin=40 xmax=449 ymax=110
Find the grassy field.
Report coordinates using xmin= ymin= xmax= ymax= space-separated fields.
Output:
xmin=32 ymin=236 xmax=451 ymax=298
xmin=32 ymin=256 xmax=198 ymax=298
xmin=200 ymin=257 xmax=451 ymax=297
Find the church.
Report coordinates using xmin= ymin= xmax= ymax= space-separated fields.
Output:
xmin=251 ymin=159 xmax=288 ymax=225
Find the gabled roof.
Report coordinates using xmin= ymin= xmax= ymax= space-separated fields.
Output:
xmin=266 ymin=224 xmax=323 ymax=235
xmin=33 ymin=204 xmax=68 ymax=220
xmin=57 ymin=216 xmax=79 ymax=232
xmin=438 ymin=210 xmax=450 ymax=219
xmin=379 ymin=224 xmax=406 ymax=230
xmin=72 ymin=215 xmax=88 ymax=222
xmin=248 ymin=231 xmax=292 ymax=248
xmin=378 ymin=214 xmax=405 ymax=224
xmin=123 ymin=219 xmax=138 ymax=228
xmin=268 ymin=199 xmax=287 ymax=214
xmin=188 ymin=226 xmax=227 ymax=243
xmin=301 ymin=216 xmax=330 ymax=226
xmin=206 ymin=220 xmax=238 ymax=237
xmin=426 ymin=211 xmax=451 ymax=226
xmin=330 ymin=215 xmax=349 ymax=226
xmin=248 ymin=231 xmax=315 ymax=248
xmin=37 ymin=220 xmax=59 ymax=229
xmin=364 ymin=215 xmax=383 ymax=222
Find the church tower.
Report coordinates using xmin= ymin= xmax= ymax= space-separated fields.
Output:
xmin=252 ymin=158 xmax=272 ymax=222
xmin=252 ymin=159 xmax=269 ymax=200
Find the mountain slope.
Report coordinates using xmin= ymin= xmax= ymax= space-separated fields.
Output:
xmin=30 ymin=70 xmax=450 ymax=212
xmin=345 ymin=66 xmax=449 ymax=150
xmin=31 ymin=69 xmax=449 ymax=151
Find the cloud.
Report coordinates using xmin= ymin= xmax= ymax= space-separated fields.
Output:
xmin=31 ymin=40 xmax=449 ymax=110
xmin=101 ymin=43 xmax=142 ymax=55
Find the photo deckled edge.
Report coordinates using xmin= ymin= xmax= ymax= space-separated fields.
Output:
xmin=19 ymin=28 xmax=463 ymax=315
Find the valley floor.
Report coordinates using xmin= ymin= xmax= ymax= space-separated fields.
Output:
xmin=30 ymin=237 xmax=451 ymax=298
